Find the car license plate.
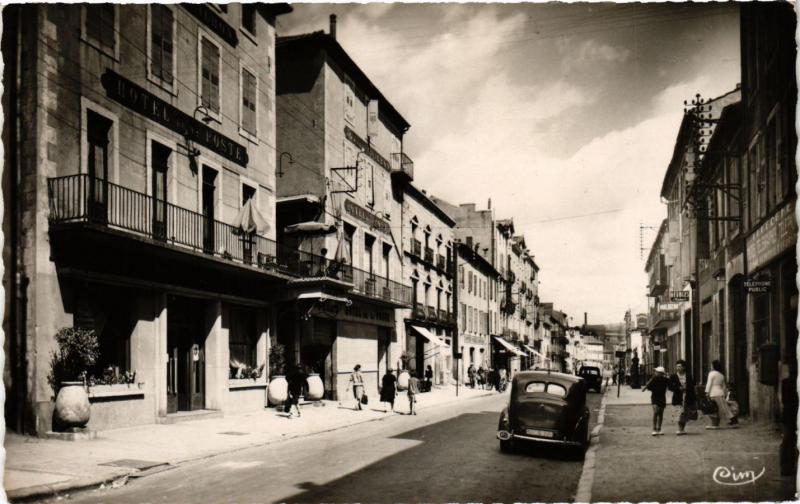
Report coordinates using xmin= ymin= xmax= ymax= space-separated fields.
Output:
xmin=526 ymin=429 xmax=554 ymax=438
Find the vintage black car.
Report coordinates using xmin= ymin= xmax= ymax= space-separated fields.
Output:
xmin=578 ymin=366 xmax=603 ymax=393
xmin=497 ymin=371 xmax=591 ymax=456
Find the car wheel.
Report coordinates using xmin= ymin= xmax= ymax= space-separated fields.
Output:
xmin=500 ymin=438 xmax=514 ymax=454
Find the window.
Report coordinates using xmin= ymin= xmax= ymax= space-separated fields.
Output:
xmin=241 ymin=4 xmax=256 ymax=36
xmin=728 ymin=155 xmax=740 ymax=237
xmin=525 ymin=382 xmax=546 ymax=393
xmin=382 ymin=244 xmax=391 ymax=279
xmin=200 ymin=35 xmax=221 ymax=115
xmin=344 ymin=79 xmax=356 ymax=125
xmin=149 ymin=5 xmax=175 ymax=88
xmin=460 ymin=303 xmax=466 ymax=330
xmin=229 ymin=307 xmax=259 ymax=376
xmin=240 ymin=66 xmax=257 ymax=136
xmin=151 ymin=141 xmax=171 ymax=240
xmin=364 ymin=234 xmax=375 ymax=275
xmin=84 ymin=4 xmax=116 ymax=56
xmin=342 ymin=224 xmax=354 ymax=266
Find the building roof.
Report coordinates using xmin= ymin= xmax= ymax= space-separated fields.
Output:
xmin=276 ymin=31 xmax=410 ymax=134
xmin=404 ymin=184 xmax=456 ymax=228
xmin=701 ymin=100 xmax=743 ymax=182
xmin=497 ymin=219 xmax=515 ymax=236
xmin=457 ymin=243 xmax=500 ymax=278
xmin=660 ymin=87 xmax=741 ymax=199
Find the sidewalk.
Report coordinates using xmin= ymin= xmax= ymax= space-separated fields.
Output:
xmin=588 ymin=385 xmax=797 ymax=502
xmin=3 ymin=385 xmax=494 ymax=502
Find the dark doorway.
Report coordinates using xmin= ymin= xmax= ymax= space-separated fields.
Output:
xmin=702 ymin=321 xmax=712 ymax=379
xmin=202 ymin=166 xmax=217 ymax=254
xmin=151 ymin=142 xmax=170 ymax=241
xmin=730 ymin=275 xmax=749 ymax=414
xmin=377 ymin=327 xmax=390 ymax=392
xmin=301 ymin=317 xmax=335 ymax=399
xmin=167 ymin=296 xmax=206 ymax=413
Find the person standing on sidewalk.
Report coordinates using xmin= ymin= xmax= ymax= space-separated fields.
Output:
xmin=668 ymin=360 xmax=696 ymax=435
xmin=602 ymin=365 xmax=613 ymax=392
xmin=346 ymin=364 xmax=365 ymax=411
xmin=467 ymin=364 xmax=476 ymax=388
xmin=424 ymin=365 xmax=433 ymax=392
xmin=643 ymin=366 xmax=669 ymax=436
xmin=705 ymin=360 xmax=736 ymax=429
xmin=286 ymin=365 xmax=307 ymax=418
xmin=407 ymin=370 xmax=420 ymax=415
xmin=380 ymin=368 xmax=398 ymax=413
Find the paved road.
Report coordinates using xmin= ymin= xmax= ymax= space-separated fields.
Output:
xmin=39 ymin=391 xmax=603 ymax=503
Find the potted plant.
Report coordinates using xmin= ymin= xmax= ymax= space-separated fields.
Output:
xmin=397 ymin=351 xmax=412 ymax=391
xmin=267 ymin=343 xmax=288 ymax=405
xmin=305 ymin=365 xmax=324 ymax=401
xmin=47 ymin=327 xmax=100 ymax=431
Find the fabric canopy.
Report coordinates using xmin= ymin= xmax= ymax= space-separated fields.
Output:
xmin=410 ymin=325 xmax=450 ymax=349
xmin=523 ymin=344 xmax=549 ymax=361
xmin=284 ymin=222 xmax=337 ymax=235
xmin=297 ymin=292 xmax=351 ymax=305
xmin=492 ymin=336 xmax=526 ymax=357
xmin=232 ymin=199 xmax=270 ymax=234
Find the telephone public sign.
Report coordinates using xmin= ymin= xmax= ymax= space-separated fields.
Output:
xmin=744 ymin=279 xmax=771 ymax=294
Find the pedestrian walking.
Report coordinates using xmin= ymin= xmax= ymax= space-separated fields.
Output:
xmin=668 ymin=359 xmax=696 ymax=435
xmin=286 ymin=365 xmax=307 ymax=418
xmin=612 ymin=364 xmax=618 ymax=385
xmin=477 ymin=366 xmax=486 ymax=389
xmin=346 ymin=364 xmax=365 ymax=411
xmin=467 ymin=364 xmax=476 ymax=388
xmin=602 ymin=365 xmax=613 ymax=392
xmin=643 ymin=366 xmax=669 ymax=436
xmin=705 ymin=359 xmax=736 ymax=429
xmin=380 ymin=368 xmax=397 ymax=413
xmin=424 ymin=365 xmax=433 ymax=392
xmin=407 ymin=370 xmax=420 ymax=415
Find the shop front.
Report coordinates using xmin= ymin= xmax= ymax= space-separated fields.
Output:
xmin=491 ymin=336 xmax=524 ymax=377
xmin=744 ymin=202 xmax=798 ymax=424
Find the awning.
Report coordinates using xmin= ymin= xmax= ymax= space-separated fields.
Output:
xmin=284 ymin=222 xmax=337 ymax=235
xmin=410 ymin=325 xmax=450 ymax=349
xmin=297 ymin=292 xmax=351 ymax=305
xmin=492 ymin=336 xmax=525 ymax=357
xmin=523 ymin=344 xmax=549 ymax=361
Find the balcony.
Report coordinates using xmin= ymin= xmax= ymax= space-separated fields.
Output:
xmin=412 ymin=304 xmax=428 ymax=320
xmin=48 ymin=174 xmax=412 ymax=306
xmin=438 ymin=308 xmax=448 ymax=322
xmin=391 ymin=152 xmax=414 ymax=181
xmin=652 ymin=302 xmax=680 ymax=329
xmin=437 ymin=254 xmax=446 ymax=271
xmin=424 ymin=247 xmax=434 ymax=264
xmin=426 ymin=306 xmax=437 ymax=321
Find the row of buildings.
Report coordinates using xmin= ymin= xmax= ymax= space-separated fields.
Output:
xmin=643 ymin=2 xmax=796 ymax=426
xmin=2 ymin=4 xmax=574 ymax=435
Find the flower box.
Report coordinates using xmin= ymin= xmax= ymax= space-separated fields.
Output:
xmin=228 ymin=378 xmax=268 ymax=390
xmin=88 ymin=383 xmax=145 ymax=399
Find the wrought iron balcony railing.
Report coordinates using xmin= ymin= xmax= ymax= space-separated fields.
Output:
xmin=48 ymin=174 xmax=412 ymax=305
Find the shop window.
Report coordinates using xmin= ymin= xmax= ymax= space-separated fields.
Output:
xmin=240 ymin=66 xmax=258 ymax=136
xmin=149 ymin=4 xmax=175 ymax=89
xmin=199 ymin=35 xmax=221 ymax=116
xmin=76 ymin=288 xmax=133 ymax=381
xmin=229 ymin=307 xmax=260 ymax=377
xmin=84 ymin=4 xmax=117 ymax=57
xmin=241 ymin=4 xmax=256 ymax=36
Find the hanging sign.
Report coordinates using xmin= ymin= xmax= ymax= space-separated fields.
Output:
xmin=670 ymin=291 xmax=690 ymax=302
xmin=101 ymin=70 xmax=249 ymax=166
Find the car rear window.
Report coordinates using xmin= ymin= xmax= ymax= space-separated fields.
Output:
xmin=582 ymin=369 xmax=600 ymax=375
xmin=524 ymin=381 xmax=567 ymax=397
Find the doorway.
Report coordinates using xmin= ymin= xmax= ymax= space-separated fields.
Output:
xmin=377 ymin=327 xmax=390 ymax=391
xmin=167 ymin=297 xmax=206 ymax=413
xmin=730 ymin=276 xmax=749 ymax=414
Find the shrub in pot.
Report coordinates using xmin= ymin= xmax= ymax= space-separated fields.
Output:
xmin=47 ymin=327 xmax=99 ymax=430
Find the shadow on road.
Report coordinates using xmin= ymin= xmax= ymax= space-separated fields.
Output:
xmin=281 ymin=410 xmax=585 ymax=504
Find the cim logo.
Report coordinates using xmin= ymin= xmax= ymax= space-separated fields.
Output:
xmin=712 ymin=466 xmax=766 ymax=486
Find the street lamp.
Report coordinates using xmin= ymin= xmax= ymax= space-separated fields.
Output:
xmin=278 ymin=152 xmax=294 ymax=178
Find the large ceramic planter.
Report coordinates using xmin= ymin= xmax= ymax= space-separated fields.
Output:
xmin=54 ymin=381 xmax=90 ymax=430
xmin=306 ymin=373 xmax=324 ymax=401
xmin=267 ymin=375 xmax=288 ymax=405
xmin=397 ymin=370 xmax=410 ymax=391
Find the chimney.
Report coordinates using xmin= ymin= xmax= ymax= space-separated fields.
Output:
xmin=329 ymin=14 xmax=337 ymax=40
xmin=584 ymin=312 xmax=588 ymax=327
xmin=487 ymin=198 xmax=492 ymax=209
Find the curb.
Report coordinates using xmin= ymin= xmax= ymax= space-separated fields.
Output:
xmin=8 ymin=390 xmax=496 ymax=503
xmin=574 ymin=388 xmax=608 ymax=503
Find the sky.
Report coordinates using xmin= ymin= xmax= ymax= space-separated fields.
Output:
xmin=278 ymin=3 xmax=741 ymax=325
